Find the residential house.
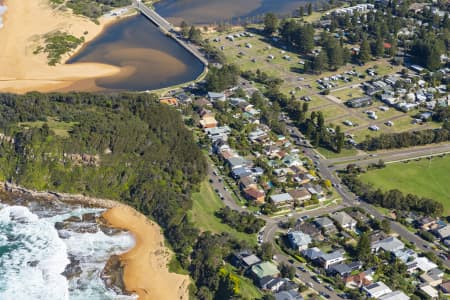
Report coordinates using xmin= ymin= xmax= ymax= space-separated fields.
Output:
xmin=439 ymin=280 xmax=450 ymax=294
xmin=212 ymin=139 xmax=230 ymax=154
xmin=301 ymin=247 xmax=323 ymax=261
xmin=297 ymin=222 xmax=324 ymax=241
xmin=318 ymin=250 xmax=345 ymax=269
xmin=306 ymin=185 xmax=325 ymax=201
xmin=420 ymin=268 xmax=444 ymax=287
xmin=270 ymin=193 xmax=294 ymax=209
xmin=282 ymin=155 xmax=303 ymax=168
xmin=346 ymin=96 xmax=373 ymax=108
xmin=417 ymin=217 xmax=438 ymax=231
xmin=362 ymin=281 xmax=392 ymax=299
xmin=273 ymin=168 xmax=294 ymax=178
xmin=333 ymin=3 xmax=375 ymax=15
xmin=243 ymin=187 xmax=266 ymax=204
xmin=206 ymin=126 xmax=231 ymax=141
xmin=248 ymin=129 xmax=269 ymax=143
xmin=345 ymin=270 xmax=373 ymax=289
xmin=379 ymin=291 xmax=410 ymax=300
xmin=407 ymin=256 xmax=438 ymax=273
xmin=330 ymin=211 xmax=357 ymax=230
xmin=193 ymin=97 xmax=212 ymax=107
xmin=250 ymin=167 xmax=264 ymax=177
xmin=369 ymin=231 xmax=389 ymax=244
xmin=348 ymin=210 xmax=370 ymax=223
xmin=328 ymin=263 xmax=352 ymax=277
xmin=314 ymin=217 xmax=337 ymax=234
xmin=420 ymin=284 xmax=439 ymax=299
xmin=287 ymin=231 xmax=312 ymax=251
xmin=226 ymin=156 xmax=250 ymax=170
xmin=290 ymin=165 xmax=309 ymax=175
xmin=231 ymin=167 xmax=252 ymax=180
xmin=294 ymin=173 xmax=314 ymax=185
xmin=207 ymin=92 xmax=226 ymax=102
xmin=231 ymin=251 xmax=262 ymax=268
xmin=274 ymin=290 xmax=304 ymax=300
xmin=371 ymin=237 xmax=404 ymax=253
xmin=392 ymin=248 xmax=417 ymax=263
xmin=250 ymin=262 xmax=280 ymax=286
xmin=348 ymin=261 xmax=363 ymax=271
xmin=239 ymin=176 xmax=256 ymax=190
xmin=260 ymin=277 xmax=286 ymax=292
xmin=175 ymin=93 xmax=192 ymax=104
xmin=264 ymin=145 xmax=281 ymax=158
xmin=288 ymin=189 xmax=311 ymax=204
xmin=435 ymin=224 xmax=450 ymax=240
xmin=229 ymin=97 xmax=248 ymax=107
xmin=199 ymin=113 xmax=218 ymax=129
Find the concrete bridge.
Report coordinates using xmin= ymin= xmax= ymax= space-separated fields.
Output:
xmin=132 ymin=0 xmax=208 ymax=66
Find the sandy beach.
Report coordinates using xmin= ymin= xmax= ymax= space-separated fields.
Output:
xmin=0 ymin=0 xmax=131 ymax=93
xmin=102 ymin=206 xmax=190 ymax=300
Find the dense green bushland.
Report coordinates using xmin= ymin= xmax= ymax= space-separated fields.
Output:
xmin=0 ymin=92 xmax=207 ymax=263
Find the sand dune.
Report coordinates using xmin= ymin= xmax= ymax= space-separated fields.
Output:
xmin=0 ymin=0 xmax=126 ymax=93
xmin=102 ymin=206 xmax=190 ymax=300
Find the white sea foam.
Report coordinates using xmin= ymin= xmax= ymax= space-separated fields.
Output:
xmin=0 ymin=5 xmax=7 ymax=29
xmin=64 ymin=230 xmax=136 ymax=300
xmin=0 ymin=206 xmax=70 ymax=300
xmin=0 ymin=204 xmax=137 ymax=300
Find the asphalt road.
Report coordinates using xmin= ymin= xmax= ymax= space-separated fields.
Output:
xmin=207 ymin=164 xmax=245 ymax=212
xmin=205 ymin=120 xmax=450 ymax=299
xmin=284 ymin=121 xmax=450 ymax=269
xmin=326 ymin=143 xmax=450 ymax=170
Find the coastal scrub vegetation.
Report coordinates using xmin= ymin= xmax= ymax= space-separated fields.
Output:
xmin=65 ymin=0 xmax=131 ymax=19
xmin=215 ymin=207 xmax=266 ymax=234
xmin=34 ymin=31 xmax=84 ymax=65
xmin=0 ymin=91 xmax=207 ymax=266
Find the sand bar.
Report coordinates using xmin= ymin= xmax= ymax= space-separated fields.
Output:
xmin=102 ymin=206 xmax=190 ymax=300
xmin=0 ymin=0 xmax=130 ymax=93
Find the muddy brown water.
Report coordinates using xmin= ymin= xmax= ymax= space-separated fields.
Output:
xmin=68 ymin=0 xmax=317 ymax=91
xmin=67 ymin=15 xmax=204 ymax=91
xmin=155 ymin=0 xmax=318 ymax=25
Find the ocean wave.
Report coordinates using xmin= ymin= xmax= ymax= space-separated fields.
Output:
xmin=0 ymin=205 xmax=70 ymax=300
xmin=0 ymin=204 xmax=136 ymax=300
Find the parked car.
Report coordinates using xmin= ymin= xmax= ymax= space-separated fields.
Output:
xmin=313 ymin=276 xmax=322 ymax=284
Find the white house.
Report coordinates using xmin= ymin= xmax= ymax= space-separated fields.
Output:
xmin=363 ymin=282 xmax=392 ymax=299
xmin=371 ymin=237 xmax=404 ymax=253
xmin=318 ymin=250 xmax=345 ymax=269
xmin=330 ymin=211 xmax=357 ymax=230
xmin=287 ymin=231 xmax=312 ymax=251
xmin=379 ymin=291 xmax=410 ymax=300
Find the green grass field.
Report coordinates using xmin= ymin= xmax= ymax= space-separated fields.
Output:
xmin=189 ymin=181 xmax=257 ymax=245
xmin=360 ymin=156 xmax=450 ymax=215
xmin=317 ymin=146 xmax=358 ymax=159
xmin=19 ymin=117 xmax=77 ymax=137
xmin=331 ymin=86 xmax=365 ymax=102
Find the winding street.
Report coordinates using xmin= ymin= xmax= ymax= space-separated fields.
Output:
xmin=205 ymin=121 xmax=450 ymax=299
